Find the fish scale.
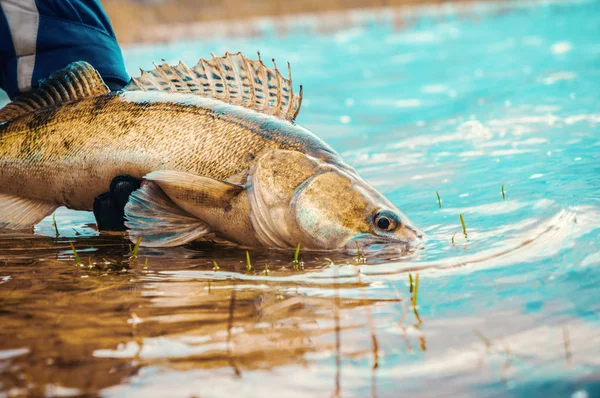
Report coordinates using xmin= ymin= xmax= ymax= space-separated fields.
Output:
xmin=0 ymin=54 xmax=421 ymax=249
xmin=0 ymin=91 xmax=336 ymax=210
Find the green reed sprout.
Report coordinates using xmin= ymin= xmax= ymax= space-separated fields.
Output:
xmin=264 ymin=264 xmax=270 ymax=275
xmin=294 ymin=243 xmax=301 ymax=265
xmin=213 ymin=260 xmax=220 ymax=271
xmin=52 ymin=213 xmax=59 ymax=236
xmin=293 ymin=243 xmax=305 ymax=270
xmin=436 ymin=191 xmax=442 ymax=208
xmin=473 ymin=329 xmax=493 ymax=350
xmin=412 ymin=274 xmax=420 ymax=308
xmin=130 ymin=236 xmax=142 ymax=258
xmin=355 ymin=241 xmax=366 ymax=263
xmin=245 ymin=251 xmax=252 ymax=271
xmin=460 ymin=213 xmax=468 ymax=239
xmin=502 ymin=184 xmax=506 ymax=201
xmin=451 ymin=232 xmax=456 ymax=246
xmin=408 ymin=273 xmax=422 ymax=325
xmin=70 ymin=243 xmax=81 ymax=265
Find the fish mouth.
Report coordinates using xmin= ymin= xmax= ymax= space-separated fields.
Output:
xmin=346 ymin=230 xmax=425 ymax=252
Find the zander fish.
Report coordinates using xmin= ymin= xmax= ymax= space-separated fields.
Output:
xmin=0 ymin=52 xmax=422 ymax=249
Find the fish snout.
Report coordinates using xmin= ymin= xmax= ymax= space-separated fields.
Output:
xmin=403 ymin=223 xmax=424 ymax=240
xmin=346 ymin=228 xmax=424 ymax=252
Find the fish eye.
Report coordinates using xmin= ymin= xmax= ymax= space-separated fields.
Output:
xmin=377 ymin=217 xmax=391 ymax=230
xmin=374 ymin=210 xmax=400 ymax=232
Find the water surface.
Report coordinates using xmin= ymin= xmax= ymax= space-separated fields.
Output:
xmin=1 ymin=1 xmax=599 ymax=396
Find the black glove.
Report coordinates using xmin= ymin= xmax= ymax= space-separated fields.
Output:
xmin=93 ymin=175 xmax=141 ymax=231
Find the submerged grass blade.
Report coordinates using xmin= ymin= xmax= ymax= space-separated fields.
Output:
xmin=436 ymin=191 xmax=442 ymax=208
xmin=213 ymin=260 xmax=220 ymax=271
xmin=473 ymin=329 xmax=493 ymax=350
xmin=52 ymin=213 xmax=59 ymax=236
xmin=355 ymin=241 xmax=366 ymax=263
xmin=294 ymin=243 xmax=301 ymax=264
xmin=293 ymin=243 xmax=305 ymax=270
xmin=130 ymin=236 xmax=142 ymax=258
xmin=460 ymin=213 xmax=468 ymax=239
xmin=502 ymin=184 xmax=506 ymax=201
xmin=413 ymin=274 xmax=420 ymax=308
xmin=409 ymin=273 xmax=414 ymax=293
xmin=70 ymin=243 xmax=81 ymax=265
xmin=245 ymin=251 xmax=252 ymax=271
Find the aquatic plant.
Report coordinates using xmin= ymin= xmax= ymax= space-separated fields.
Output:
xmin=264 ymin=264 xmax=270 ymax=275
xmin=69 ymin=243 xmax=81 ymax=265
xmin=52 ymin=213 xmax=60 ymax=236
xmin=130 ymin=236 xmax=142 ymax=258
xmin=412 ymin=274 xmax=422 ymax=325
xmin=460 ymin=213 xmax=468 ymax=239
xmin=407 ymin=273 xmax=422 ymax=325
xmin=293 ymin=243 xmax=301 ymax=266
xmin=293 ymin=243 xmax=305 ymax=271
xmin=412 ymin=274 xmax=420 ymax=308
xmin=502 ymin=184 xmax=506 ymax=201
xmin=355 ymin=241 xmax=366 ymax=264
xmin=436 ymin=191 xmax=442 ymax=208
xmin=473 ymin=329 xmax=492 ymax=350
xmin=213 ymin=260 xmax=220 ymax=271
xmin=245 ymin=251 xmax=252 ymax=271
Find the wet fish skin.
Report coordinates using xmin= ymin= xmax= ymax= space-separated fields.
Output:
xmin=0 ymin=57 xmax=422 ymax=249
xmin=0 ymin=91 xmax=341 ymax=210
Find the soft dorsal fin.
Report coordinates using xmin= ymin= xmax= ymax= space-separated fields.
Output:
xmin=0 ymin=61 xmax=109 ymax=123
xmin=125 ymin=51 xmax=303 ymax=122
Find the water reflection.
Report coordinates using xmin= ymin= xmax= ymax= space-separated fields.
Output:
xmin=0 ymin=232 xmax=428 ymax=396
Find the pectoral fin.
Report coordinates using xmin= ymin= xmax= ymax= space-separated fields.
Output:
xmin=0 ymin=194 xmax=57 ymax=230
xmin=124 ymin=181 xmax=210 ymax=247
xmin=144 ymin=170 xmax=245 ymax=221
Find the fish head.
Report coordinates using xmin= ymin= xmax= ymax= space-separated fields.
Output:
xmin=248 ymin=150 xmax=422 ymax=250
xmin=291 ymin=167 xmax=422 ymax=250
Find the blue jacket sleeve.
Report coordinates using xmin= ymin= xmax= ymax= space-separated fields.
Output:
xmin=0 ymin=0 xmax=129 ymax=100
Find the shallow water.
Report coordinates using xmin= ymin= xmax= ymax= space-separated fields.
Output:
xmin=1 ymin=0 xmax=600 ymax=396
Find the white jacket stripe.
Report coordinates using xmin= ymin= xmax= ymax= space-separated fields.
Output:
xmin=0 ymin=0 xmax=39 ymax=92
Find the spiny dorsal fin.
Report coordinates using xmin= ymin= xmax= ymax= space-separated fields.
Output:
xmin=0 ymin=61 xmax=109 ymax=123
xmin=125 ymin=51 xmax=303 ymax=122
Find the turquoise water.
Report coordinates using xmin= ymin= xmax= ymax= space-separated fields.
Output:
xmin=1 ymin=0 xmax=599 ymax=396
